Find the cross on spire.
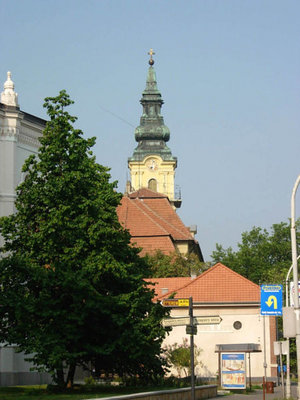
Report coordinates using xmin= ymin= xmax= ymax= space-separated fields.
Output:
xmin=148 ymin=48 xmax=155 ymax=65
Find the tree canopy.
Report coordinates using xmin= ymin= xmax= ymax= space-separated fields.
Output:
xmin=211 ymin=220 xmax=300 ymax=284
xmin=144 ymin=250 xmax=210 ymax=278
xmin=0 ymin=91 xmax=167 ymax=387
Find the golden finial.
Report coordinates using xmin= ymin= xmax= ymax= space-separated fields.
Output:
xmin=148 ymin=48 xmax=155 ymax=65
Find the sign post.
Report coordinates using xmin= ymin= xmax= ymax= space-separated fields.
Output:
xmin=189 ymin=297 xmax=195 ymax=400
xmin=260 ymin=285 xmax=282 ymax=399
xmin=161 ymin=298 xmax=222 ymax=400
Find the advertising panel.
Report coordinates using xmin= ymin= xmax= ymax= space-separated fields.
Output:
xmin=221 ymin=353 xmax=246 ymax=389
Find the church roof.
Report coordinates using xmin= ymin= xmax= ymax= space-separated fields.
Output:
xmin=117 ymin=188 xmax=199 ymax=256
xmin=147 ymin=263 xmax=260 ymax=304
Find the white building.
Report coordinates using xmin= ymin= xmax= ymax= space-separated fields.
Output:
xmin=0 ymin=72 xmax=51 ymax=385
xmin=0 ymin=72 xmax=45 ymax=220
xmin=146 ymin=263 xmax=278 ymax=383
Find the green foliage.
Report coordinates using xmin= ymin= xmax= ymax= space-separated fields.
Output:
xmin=144 ymin=250 xmax=210 ymax=278
xmin=164 ymin=338 xmax=203 ymax=377
xmin=0 ymin=91 xmax=167 ymax=387
xmin=211 ymin=220 xmax=300 ymax=284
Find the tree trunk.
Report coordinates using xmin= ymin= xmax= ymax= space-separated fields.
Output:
xmin=56 ymin=368 xmax=65 ymax=388
xmin=66 ymin=362 xmax=76 ymax=388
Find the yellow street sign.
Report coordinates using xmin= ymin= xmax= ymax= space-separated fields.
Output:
xmin=162 ymin=298 xmax=189 ymax=307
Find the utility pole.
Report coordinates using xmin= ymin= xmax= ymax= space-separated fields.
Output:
xmin=291 ymin=174 xmax=300 ymax=400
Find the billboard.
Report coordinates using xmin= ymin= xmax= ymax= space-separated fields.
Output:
xmin=221 ymin=353 xmax=246 ymax=389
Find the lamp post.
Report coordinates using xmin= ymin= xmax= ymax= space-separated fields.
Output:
xmin=285 ymin=255 xmax=300 ymax=399
xmin=291 ymin=174 xmax=300 ymax=400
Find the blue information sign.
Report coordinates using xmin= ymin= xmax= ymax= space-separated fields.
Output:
xmin=261 ymin=285 xmax=282 ymax=315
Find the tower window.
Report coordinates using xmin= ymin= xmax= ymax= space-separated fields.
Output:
xmin=148 ymin=179 xmax=157 ymax=192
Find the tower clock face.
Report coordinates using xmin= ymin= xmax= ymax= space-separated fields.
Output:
xmin=147 ymin=159 xmax=158 ymax=171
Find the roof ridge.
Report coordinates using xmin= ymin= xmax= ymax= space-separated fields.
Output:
xmin=131 ymin=188 xmax=168 ymax=199
xmin=141 ymin=198 xmax=193 ymax=239
xmin=157 ymin=262 xmax=259 ymax=300
xmin=212 ymin=262 xmax=260 ymax=289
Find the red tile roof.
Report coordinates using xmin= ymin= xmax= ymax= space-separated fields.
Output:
xmin=117 ymin=189 xmax=199 ymax=256
xmin=145 ymin=277 xmax=192 ymax=300
xmin=147 ymin=263 xmax=260 ymax=304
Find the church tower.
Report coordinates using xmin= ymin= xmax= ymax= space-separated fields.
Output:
xmin=128 ymin=50 xmax=181 ymax=208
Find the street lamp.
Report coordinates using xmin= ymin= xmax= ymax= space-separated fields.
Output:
xmin=291 ymin=174 xmax=300 ymax=400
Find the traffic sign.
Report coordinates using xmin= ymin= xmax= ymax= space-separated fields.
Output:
xmin=161 ymin=298 xmax=189 ymax=307
xmin=261 ymin=285 xmax=282 ymax=315
xmin=186 ymin=325 xmax=197 ymax=335
xmin=162 ymin=315 xmax=222 ymax=327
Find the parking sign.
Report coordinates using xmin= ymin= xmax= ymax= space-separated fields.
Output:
xmin=261 ymin=285 xmax=282 ymax=315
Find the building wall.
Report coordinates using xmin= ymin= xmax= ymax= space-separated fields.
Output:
xmin=0 ymin=345 xmax=52 ymax=386
xmin=0 ymin=105 xmax=43 ymax=219
xmin=163 ymin=306 xmax=276 ymax=379
xmin=0 ymin=103 xmax=47 ymax=385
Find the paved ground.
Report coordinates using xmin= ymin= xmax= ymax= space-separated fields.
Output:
xmin=217 ymin=384 xmax=297 ymax=400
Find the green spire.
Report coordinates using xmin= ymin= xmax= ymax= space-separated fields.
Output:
xmin=129 ymin=51 xmax=176 ymax=162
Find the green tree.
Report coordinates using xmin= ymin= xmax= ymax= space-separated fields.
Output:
xmin=164 ymin=338 xmax=203 ymax=377
xmin=144 ymin=250 xmax=210 ymax=278
xmin=211 ymin=221 xmax=300 ymax=284
xmin=0 ymin=91 xmax=167 ymax=387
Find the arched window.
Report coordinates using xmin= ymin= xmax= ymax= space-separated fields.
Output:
xmin=148 ymin=178 xmax=157 ymax=192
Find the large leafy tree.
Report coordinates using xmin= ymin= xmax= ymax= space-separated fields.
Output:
xmin=0 ymin=91 xmax=167 ymax=387
xmin=211 ymin=220 xmax=300 ymax=284
xmin=144 ymin=250 xmax=210 ymax=278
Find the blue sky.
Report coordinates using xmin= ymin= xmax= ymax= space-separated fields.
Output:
xmin=1 ymin=0 xmax=299 ymax=260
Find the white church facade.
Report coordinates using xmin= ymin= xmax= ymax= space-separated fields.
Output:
xmin=0 ymin=72 xmax=51 ymax=385
xmin=0 ymin=72 xmax=45 ymax=220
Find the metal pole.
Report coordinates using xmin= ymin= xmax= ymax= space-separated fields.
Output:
xmin=189 ymin=297 xmax=195 ymax=400
xmin=263 ymin=315 xmax=267 ymax=398
xmin=279 ymin=342 xmax=285 ymax=398
xmin=291 ymin=174 xmax=300 ymax=400
xmin=285 ymin=255 xmax=300 ymax=399
xmin=286 ymin=268 xmax=291 ymax=399
xmin=248 ymin=353 xmax=252 ymax=390
xmin=286 ymin=340 xmax=291 ymax=398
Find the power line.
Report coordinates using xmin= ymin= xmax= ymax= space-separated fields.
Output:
xmin=98 ymin=104 xmax=135 ymax=128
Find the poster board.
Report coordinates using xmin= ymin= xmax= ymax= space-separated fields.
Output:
xmin=221 ymin=353 xmax=246 ymax=389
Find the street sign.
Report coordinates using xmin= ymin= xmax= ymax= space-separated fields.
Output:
xmin=274 ymin=341 xmax=289 ymax=356
xmin=283 ymin=307 xmax=296 ymax=338
xmin=195 ymin=316 xmax=222 ymax=325
xmin=162 ymin=315 xmax=222 ymax=327
xmin=161 ymin=298 xmax=189 ymax=307
xmin=162 ymin=317 xmax=190 ymax=327
xmin=186 ymin=325 xmax=197 ymax=335
xmin=261 ymin=284 xmax=282 ymax=315
xmin=289 ymin=281 xmax=300 ymax=307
